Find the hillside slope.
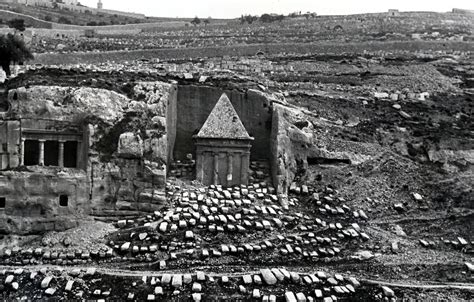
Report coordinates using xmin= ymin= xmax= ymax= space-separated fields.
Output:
xmin=0 ymin=3 xmax=155 ymax=26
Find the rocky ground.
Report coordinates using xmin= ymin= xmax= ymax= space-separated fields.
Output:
xmin=0 ymin=174 xmax=472 ymax=301
xmin=0 ymin=154 xmax=473 ymax=301
xmin=1 ymin=17 xmax=473 ymax=301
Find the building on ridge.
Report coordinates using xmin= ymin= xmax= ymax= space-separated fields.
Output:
xmin=388 ymin=9 xmax=400 ymax=17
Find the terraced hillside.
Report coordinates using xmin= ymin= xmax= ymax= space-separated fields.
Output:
xmin=0 ymin=7 xmax=473 ymax=302
xmin=0 ymin=2 xmax=154 ymax=26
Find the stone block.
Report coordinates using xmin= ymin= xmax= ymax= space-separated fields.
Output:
xmin=260 ymin=269 xmax=277 ymax=285
xmin=192 ymin=282 xmax=201 ymax=292
xmin=382 ymin=286 xmax=395 ymax=297
xmin=118 ymin=132 xmax=143 ymax=159
xmin=242 ymin=274 xmax=253 ymax=284
xmin=285 ymin=291 xmax=297 ymax=302
xmin=41 ymin=276 xmax=53 ymax=289
xmin=65 ymin=280 xmax=74 ymax=292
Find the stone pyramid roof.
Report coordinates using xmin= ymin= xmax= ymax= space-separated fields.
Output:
xmin=196 ymin=93 xmax=252 ymax=140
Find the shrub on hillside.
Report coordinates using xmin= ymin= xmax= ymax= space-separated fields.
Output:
xmin=240 ymin=15 xmax=258 ymax=24
xmin=260 ymin=14 xmax=285 ymax=23
xmin=58 ymin=16 xmax=72 ymax=24
xmin=7 ymin=18 xmax=26 ymax=31
xmin=0 ymin=33 xmax=34 ymax=76
xmin=191 ymin=16 xmax=201 ymax=26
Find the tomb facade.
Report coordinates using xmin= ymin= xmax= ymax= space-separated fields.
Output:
xmin=194 ymin=93 xmax=253 ymax=186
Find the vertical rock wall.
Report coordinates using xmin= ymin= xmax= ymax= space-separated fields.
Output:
xmin=88 ymin=81 xmax=176 ymax=214
xmin=175 ymin=85 xmax=272 ymax=160
xmin=0 ymin=169 xmax=88 ymax=234
xmin=271 ymin=104 xmax=314 ymax=194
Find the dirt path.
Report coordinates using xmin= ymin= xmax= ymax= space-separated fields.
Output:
xmin=1 ymin=264 xmax=473 ymax=291
xmin=0 ymin=9 xmax=51 ymax=24
xmin=369 ymin=210 xmax=474 ymax=225
xmin=361 ymin=279 xmax=474 ymax=291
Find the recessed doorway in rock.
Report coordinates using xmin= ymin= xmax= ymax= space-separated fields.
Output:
xmin=0 ymin=101 xmax=10 ymax=113
xmin=307 ymin=157 xmax=351 ymax=165
xmin=59 ymin=195 xmax=68 ymax=207
xmin=64 ymin=141 xmax=78 ymax=168
xmin=0 ymin=197 xmax=5 ymax=209
xmin=44 ymin=141 xmax=59 ymax=166
xmin=24 ymin=140 xmax=39 ymax=166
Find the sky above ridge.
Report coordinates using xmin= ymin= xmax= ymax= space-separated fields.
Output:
xmin=78 ymin=0 xmax=473 ymax=18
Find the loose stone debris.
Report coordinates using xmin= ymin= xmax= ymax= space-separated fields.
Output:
xmin=0 ymin=5 xmax=472 ymax=302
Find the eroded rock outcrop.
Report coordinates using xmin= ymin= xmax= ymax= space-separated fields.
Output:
xmin=271 ymin=104 xmax=314 ymax=194
xmin=0 ymin=81 xmax=177 ymax=234
xmin=11 ymin=86 xmax=129 ymax=123
xmin=118 ymin=132 xmax=144 ymax=159
xmin=270 ymin=102 xmax=385 ymax=194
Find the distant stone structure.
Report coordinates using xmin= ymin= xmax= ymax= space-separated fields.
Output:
xmin=194 ymin=93 xmax=253 ymax=186
xmin=97 ymin=0 xmax=103 ymax=9
xmin=388 ymin=9 xmax=400 ymax=17
xmin=452 ymin=8 xmax=474 ymax=14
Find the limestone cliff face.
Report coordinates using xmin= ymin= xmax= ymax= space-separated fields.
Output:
xmin=0 ymin=168 xmax=88 ymax=234
xmin=271 ymin=104 xmax=313 ymax=194
xmin=0 ymin=82 xmax=176 ymax=234
xmin=270 ymin=93 xmax=472 ymax=213
xmin=84 ymin=81 xmax=176 ymax=214
xmin=132 ymin=81 xmax=178 ymax=165
xmin=270 ymin=103 xmax=385 ymax=194
xmin=11 ymin=86 xmax=130 ymax=123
